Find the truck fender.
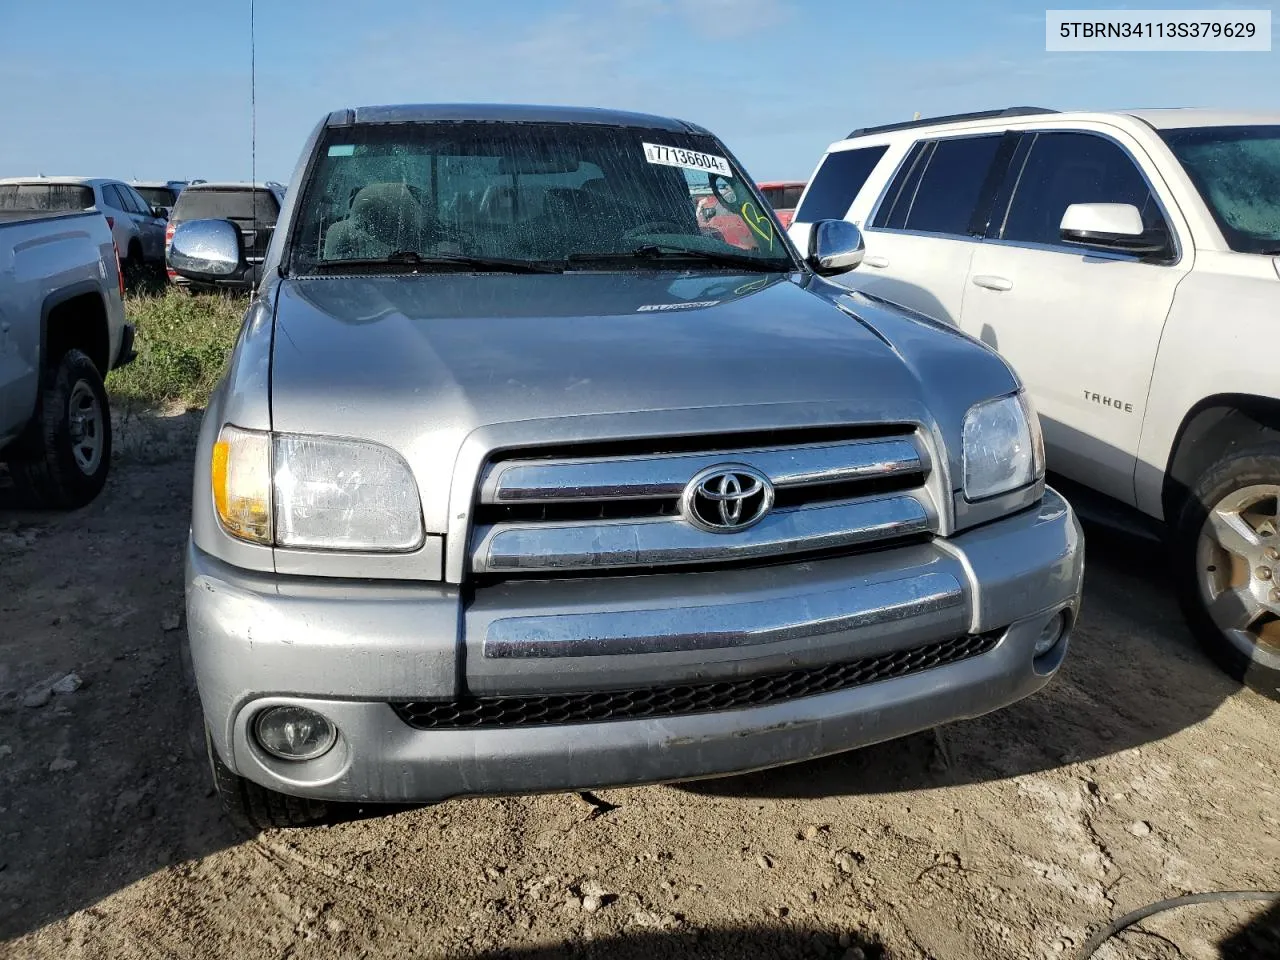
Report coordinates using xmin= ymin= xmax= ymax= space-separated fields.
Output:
xmin=39 ymin=280 xmax=111 ymax=378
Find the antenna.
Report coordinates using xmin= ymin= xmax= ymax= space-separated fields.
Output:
xmin=249 ymin=0 xmax=257 ymax=286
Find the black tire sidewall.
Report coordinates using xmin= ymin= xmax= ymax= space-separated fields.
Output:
xmin=204 ymin=725 xmax=255 ymax=835
xmin=41 ymin=350 xmax=112 ymax=507
xmin=1173 ymin=447 xmax=1280 ymax=699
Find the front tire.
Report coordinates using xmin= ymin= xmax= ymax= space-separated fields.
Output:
xmin=205 ymin=728 xmax=330 ymax=832
xmin=7 ymin=349 xmax=111 ymax=508
xmin=1174 ymin=446 xmax=1280 ymax=699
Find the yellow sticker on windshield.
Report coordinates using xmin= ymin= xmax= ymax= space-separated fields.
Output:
xmin=740 ymin=201 xmax=775 ymax=250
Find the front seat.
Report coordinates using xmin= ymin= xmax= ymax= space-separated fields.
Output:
xmin=324 ymin=183 xmax=424 ymax=260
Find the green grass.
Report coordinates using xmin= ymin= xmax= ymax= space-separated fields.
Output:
xmin=106 ymin=289 xmax=245 ymax=411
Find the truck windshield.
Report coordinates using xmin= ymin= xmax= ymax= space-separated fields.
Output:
xmin=0 ymin=183 xmax=95 ymax=212
xmin=1160 ymin=125 xmax=1280 ymax=255
xmin=287 ymin=121 xmax=795 ymax=274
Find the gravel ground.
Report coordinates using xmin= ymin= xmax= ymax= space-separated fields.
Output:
xmin=1 ymin=448 xmax=1278 ymax=960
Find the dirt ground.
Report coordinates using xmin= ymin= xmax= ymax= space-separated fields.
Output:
xmin=2 ymin=441 xmax=1279 ymax=960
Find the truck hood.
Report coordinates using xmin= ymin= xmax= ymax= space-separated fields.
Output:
xmin=268 ymin=272 xmax=1014 ymax=532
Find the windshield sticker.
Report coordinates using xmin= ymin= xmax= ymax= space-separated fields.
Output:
xmin=739 ymin=201 xmax=775 ymax=250
xmin=327 ymin=144 xmax=355 ymax=157
xmin=637 ymin=300 xmax=721 ymax=312
xmin=642 ymin=143 xmax=732 ymax=177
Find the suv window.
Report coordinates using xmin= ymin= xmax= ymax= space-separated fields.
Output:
xmin=173 ymin=188 xmax=280 ymax=224
xmin=998 ymin=132 xmax=1165 ymax=247
xmin=870 ymin=135 xmax=1004 ymax=235
xmin=101 ymin=184 xmax=126 ymax=210
xmin=871 ymin=142 xmax=928 ymax=230
xmin=792 ymin=146 xmax=888 ymax=224
xmin=120 ymin=185 xmax=151 ymax=215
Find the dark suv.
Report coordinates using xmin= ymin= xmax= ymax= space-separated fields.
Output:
xmin=165 ymin=181 xmax=285 ymax=291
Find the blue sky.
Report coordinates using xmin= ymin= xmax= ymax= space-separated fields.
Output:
xmin=0 ymin=0 xmax=1274 ymax=184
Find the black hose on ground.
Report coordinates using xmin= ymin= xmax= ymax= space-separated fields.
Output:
xmin=1075 ymin=890 xmax=1280 ymax=959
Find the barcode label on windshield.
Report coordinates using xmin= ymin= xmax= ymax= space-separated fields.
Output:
xmin=643 ymin=143 xmax=732 ymax=177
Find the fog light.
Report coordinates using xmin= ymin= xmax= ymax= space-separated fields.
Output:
xmin=1035 ymin=612 xmax=1068 ymax=657
xmin=254 ymin=705 xmax=337 ymax=761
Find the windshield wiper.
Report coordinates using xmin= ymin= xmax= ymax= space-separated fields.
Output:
xmin=566 ymin=244 xmax=787 ymax=272
xmin=314 ymin=251 xmax=564 ymax=274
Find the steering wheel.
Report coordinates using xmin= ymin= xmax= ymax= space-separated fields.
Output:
xmin=621 ymin=220 xmax=688 ymax=241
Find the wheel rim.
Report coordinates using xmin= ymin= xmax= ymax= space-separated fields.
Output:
xmin=1196 ymin=483 xmax=1280 ymax=668
xmin=67 ymin=379 xmax=104 ymax=476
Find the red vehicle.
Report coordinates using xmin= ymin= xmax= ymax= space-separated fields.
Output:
xmin=757 ymin=180 xmax=806 ymax=228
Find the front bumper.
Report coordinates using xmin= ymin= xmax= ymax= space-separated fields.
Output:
xmin=186 ymin=488 xmax=1083 ymax=804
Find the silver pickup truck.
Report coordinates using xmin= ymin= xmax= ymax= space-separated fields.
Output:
xmin=170 ymin=104 xmax=1084 ymax=830
xmin=0 ymin=210 xmax=132 ymax=506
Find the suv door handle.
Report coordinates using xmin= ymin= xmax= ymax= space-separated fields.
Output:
xmin=971 ymin=275 xmax=1013 ymax=291
xmin=864 ymin=255 xmax=889 ymax=268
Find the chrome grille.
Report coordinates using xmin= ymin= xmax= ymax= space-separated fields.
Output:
xmin=391 ymin=632 xmax=999 ymax=729
xmin=470 ymin=428 xmax=936 ymax=576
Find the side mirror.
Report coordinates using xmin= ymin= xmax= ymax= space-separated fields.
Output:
xmin=168 ymin=219 xmax=245 ymax=279
xmin=152 ymin=206 xmax=168 ymax=220
xmin=1059 ymin=203 xmax=1168 ymax=255
xmin=806 ymin=219 xmax=864 ymax=276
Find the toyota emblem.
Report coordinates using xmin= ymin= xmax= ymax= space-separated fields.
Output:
xmin=680 ymin=464 xmax=775 ymax=533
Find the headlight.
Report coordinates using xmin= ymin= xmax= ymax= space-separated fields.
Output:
xmin=212 ymin=425 xmax=424 ymax=552
xmin=961 ymin=392 xmax=1044 ymax=501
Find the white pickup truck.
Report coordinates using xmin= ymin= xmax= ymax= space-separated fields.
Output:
xmin=789 ymin=107 xmax=1280 ymax=696
xmin=0 ymin=210 xmax=132 ymax=506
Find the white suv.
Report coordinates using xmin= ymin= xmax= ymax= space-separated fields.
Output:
xmin=789 ymin=107 xmax=1280 ymax=696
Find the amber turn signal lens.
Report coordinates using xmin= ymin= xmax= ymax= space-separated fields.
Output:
xmin=211 ymin=425 xmax=272 ymax=544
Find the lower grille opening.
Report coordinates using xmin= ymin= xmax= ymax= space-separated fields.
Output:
xmin=391 ymin=631 xmax=1002 ymax=730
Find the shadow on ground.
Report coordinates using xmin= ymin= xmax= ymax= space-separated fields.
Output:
xmin=0 ymin=453 xmax=234 ymax=941
xmin=461 ymin=925 xmax=888 ymax=960
xmin=1219 ymin=899 xmax=1280 ymax=959
xmin=678 ymin=518 xmax=1245 ymax=799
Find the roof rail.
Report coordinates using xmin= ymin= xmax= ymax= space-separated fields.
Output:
xmin=846 ymin=107 xmax=1057 ymax=139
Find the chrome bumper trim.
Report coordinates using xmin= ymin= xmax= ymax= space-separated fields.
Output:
xmin=483 ymin=570 xmax=964 ymax=658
